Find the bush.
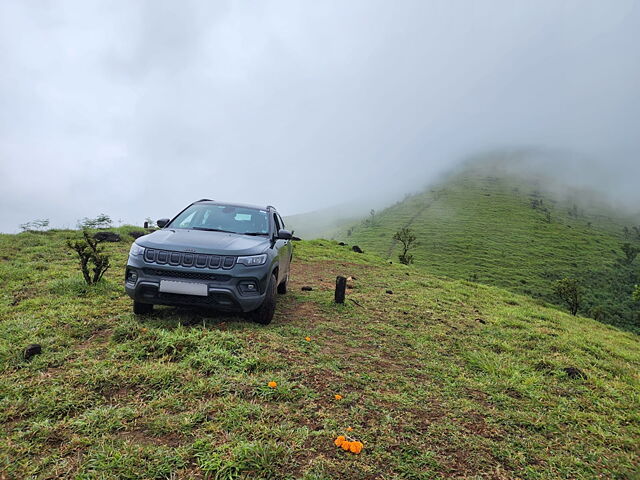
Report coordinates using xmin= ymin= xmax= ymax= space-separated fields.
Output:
xmin=76 ymin=213 xmax=113 ymax=230
xmin=621 ymin=243 xmax=639 ymax=264
xmin=66 ymin=231 xmax=111 ymax=284
xmin=19 ymin=219 xmax=49 ymax=232
xmin=393 ymin=227 xmax=417 ymax=265
xmin=553 ymin=277 xmax=581 ymax=316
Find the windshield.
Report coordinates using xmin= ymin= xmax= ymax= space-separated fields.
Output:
xmin=169 ymin=204 xmax=269 ymax=235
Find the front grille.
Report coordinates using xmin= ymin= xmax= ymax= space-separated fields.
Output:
xmin=144 ymin=249 xmax=235 ymax=270
xmin=158 ymin=292 xmax=219 ymax=305
xmin=157 ymin=292 xmax=240 ymax=309
xmin=142 ymin=268 xmax=230 ymax=282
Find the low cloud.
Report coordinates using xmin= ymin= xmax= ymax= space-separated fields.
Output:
xmin=1 ymin=0 xmax=639 ymax=231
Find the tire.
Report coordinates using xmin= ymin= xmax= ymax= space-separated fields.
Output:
xmin=277 ymin=272 xmax=289 ymax=294
xmin=133 ymin=301 xmax=153 ymax=315
xmin=249 ymin=274 xmax=277 ymax=325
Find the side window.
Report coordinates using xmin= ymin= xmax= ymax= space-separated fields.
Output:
xmin=273 ymin=213 xmax=281 ymax=232
xmin=276 ymin=213 xmax=286 ymax=230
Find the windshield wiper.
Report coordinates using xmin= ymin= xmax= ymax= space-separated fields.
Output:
xmin=242 ymin=232 xmax=268 ymax=236
xmin=192 ymin=227 xmax=235 ymax=233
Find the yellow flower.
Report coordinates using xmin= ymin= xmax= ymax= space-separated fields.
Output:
xmin=305 ymin=336 xmax=311 ymax=342
xmin=334 ymin=394 xmax=343 ymax=400
xmin=350 ymin=441 xmax=364 ymax=454
xmin=334 ymin=435 xmax=346 ymax=447
xmin=346 ymin=426 xmax=353 ymax=432
xmin=268 ymin=381 xmax=277 ymax=388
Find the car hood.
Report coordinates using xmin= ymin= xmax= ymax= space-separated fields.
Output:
xmin=136 ymin=229 xmax=270 ymax=256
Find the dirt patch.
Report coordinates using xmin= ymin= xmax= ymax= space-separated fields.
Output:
xmin=10 ymin=287 xmax=39 ymax=306
xmin=290 ymin=261 xmax=374 ymax=292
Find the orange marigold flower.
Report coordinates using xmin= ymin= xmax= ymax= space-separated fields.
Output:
xmin=334 ymin=435 xmax=346 ymax=447
xmin=334 ymin=394 xmax=343 ymax=400
xmin=268 ymin=381 xmax=277 ymax=388
xmin=346 ymin=426 xmax=353 ymax=432
xmin=341 ymin=441 xmax=351 ymax=451
xmin=350 ymin=441 xmax=363 ymax=454
xmin=305 ymin=336 xmax=311 ymax=342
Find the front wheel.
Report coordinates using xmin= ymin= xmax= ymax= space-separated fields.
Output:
xmin=249 ymin=274 xmax=277 ymax=325
xmin=133 ymin=301 xmax=153 ymax=315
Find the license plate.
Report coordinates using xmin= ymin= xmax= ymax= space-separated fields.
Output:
xmin=159 ymin=280 xmax=208 ymax=296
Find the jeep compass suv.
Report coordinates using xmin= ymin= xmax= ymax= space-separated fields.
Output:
xmin=125 ymin=200 xmax=293 ymax=324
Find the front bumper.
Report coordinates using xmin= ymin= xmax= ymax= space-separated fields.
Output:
xmin=124 ymin=256 xmax=269 ymax=313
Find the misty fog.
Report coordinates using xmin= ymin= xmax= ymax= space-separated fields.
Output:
xmin=1 ymin=0 xmax=639 ymax=232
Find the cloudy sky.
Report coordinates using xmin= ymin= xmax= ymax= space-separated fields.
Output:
xmin=1 ymin=0 xmax=639 ymax=232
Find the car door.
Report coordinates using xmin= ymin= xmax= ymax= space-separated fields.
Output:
xmin=277 ymin=212 xmax=292 ymax=273
xmin=273 ymin=212 xmax=291 ymax=282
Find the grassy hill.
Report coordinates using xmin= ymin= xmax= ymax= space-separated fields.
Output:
xmin=1 ymin=229 xmax=639 ymax=478
xmin=335 ymin=160 xmax=640 ymax=331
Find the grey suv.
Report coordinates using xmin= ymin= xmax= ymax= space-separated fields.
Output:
xmin=125 ymin=200 xmax=293 ymax=324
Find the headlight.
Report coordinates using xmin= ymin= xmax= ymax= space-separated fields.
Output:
xmin=236 ymin=254 xmax=267 ymax=266
xmin=129 ymin=243 xmax=145 ymax=256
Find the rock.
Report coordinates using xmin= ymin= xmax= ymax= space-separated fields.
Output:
xmin=24 ymin=344 xmax=42 ymax=360
xmin=129 ymin=230 xmax=147 ymax=239
xmin=563 ymin=366 xmax=587 ymax=380
xmin=386 ymin=290 xmax=393 ymax=294
xmin=301 ymin=286 xmax=313 ymax=291
xmin=352 ymin=245 xmax=364 ymax=253
xmin=475 ymin=318 xmax=487 ymax=324
xmin=338 ymin=242 xmax=346 ymax=246
xmin=93 ymin=232 xmax=121 ymax=242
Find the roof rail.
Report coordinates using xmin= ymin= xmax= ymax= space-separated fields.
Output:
xmin=195 ymin=198 xmax=213 ymax=202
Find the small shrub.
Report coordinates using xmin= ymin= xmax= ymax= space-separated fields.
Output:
xmin=76 ymin=213 xmax=113 ymax=229
xmin=620 ymin=243 xmax=639 ymax=264
xmin=589 ymin=305 xmax=607 ymax=322
xmin=393 ymin=227 xmax=418 ymax=265
xmin=19 ymin=218 xmax=50 ymax=232
xmin=66 ymin=231 xmax=111 ymax=284
xmin=553 ymin=277 xmax=581 ymax=316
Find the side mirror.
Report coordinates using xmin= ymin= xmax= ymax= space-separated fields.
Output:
xmin=157 ymin=218 xmax=170 ymax=228
xmin=277 ymin=229 xmax=293 ymax=240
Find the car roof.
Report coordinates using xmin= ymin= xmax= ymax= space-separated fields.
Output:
xmin=193 ymin=200 xmax=276 ymax=212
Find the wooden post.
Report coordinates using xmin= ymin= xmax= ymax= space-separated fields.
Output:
xmin=335 ymin=276 xmax=347 ymax=304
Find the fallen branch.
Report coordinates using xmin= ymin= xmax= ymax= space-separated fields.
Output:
xmin=349 ymin=298 xmax=364 ymax=308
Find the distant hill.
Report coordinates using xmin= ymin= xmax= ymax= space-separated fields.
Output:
xmin=285 ymin=205 xmax=363 ymax=240
xmin=335 ymin=155 xmax=640 ymax=330
xmin=285 ymin=197 xmax=394 ymax=240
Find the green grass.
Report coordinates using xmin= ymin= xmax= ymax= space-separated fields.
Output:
xmin=335 ymin=164 xmax=640 ymax=331
xmin=1 ymin=231 xmax=639 ymax=478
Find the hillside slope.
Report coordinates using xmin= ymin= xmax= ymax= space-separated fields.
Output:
xmin=0 ymin=230 xmax=639 ymax=479
xmin=337 ymin=162 xmax=640 ymax=330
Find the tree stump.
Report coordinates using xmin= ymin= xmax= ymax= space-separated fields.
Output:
xmin=335 ymin=276 xmax=347 ymax=304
